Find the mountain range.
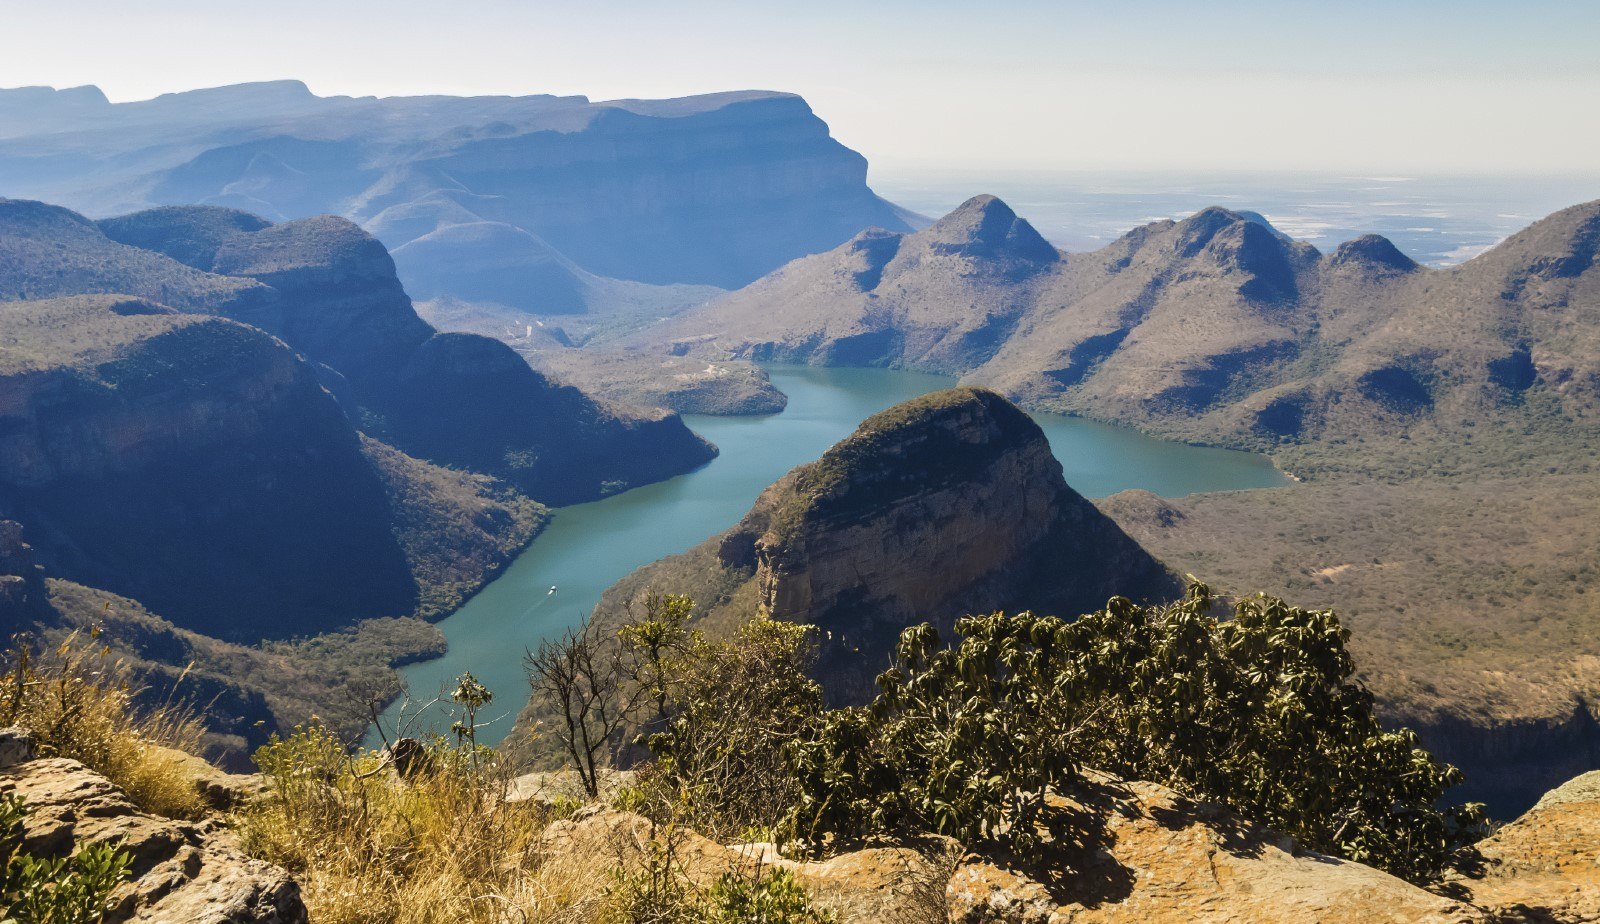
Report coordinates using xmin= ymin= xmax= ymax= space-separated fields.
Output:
xmin=641 ymin=194 xmax=1600 ymax=451
xmin=0 ymin=81 xmax=916 ymax=310
xmin=0 ymin=195 xmax=718 ymax=759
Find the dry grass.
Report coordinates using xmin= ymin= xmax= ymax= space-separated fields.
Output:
xmin=1 ymin=629 xmax=210 ymax=820
xmin=237 ymin=723 xmax=604 ymax=924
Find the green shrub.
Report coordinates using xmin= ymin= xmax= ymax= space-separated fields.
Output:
xmin=1 ymin=792 xmax=132 ymax=924
xmin=639 ymin=617 xmax=822 ymax=838
xmin=784 ymin=582 xmax=1486 ymax=883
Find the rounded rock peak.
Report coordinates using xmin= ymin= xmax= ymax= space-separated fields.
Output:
xmin=1329 ymin=234 xmax=1418 ymax=272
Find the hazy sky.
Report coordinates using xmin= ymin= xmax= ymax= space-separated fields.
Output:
xmin=3 ymin=0 xmax=1597 ymax=175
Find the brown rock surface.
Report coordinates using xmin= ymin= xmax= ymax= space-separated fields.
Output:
xmin=718 ymin=386 xmax=1177 ymax=697
xmin=1448 ymin=769 xmax=1600 ymax=922
xmin=945 ymin=774 xmax=1484 ymax=924
xmin=535 ymin=806 xmax=955 ymax=923
xmin=0 ymin=755 xmax=306 ymax=923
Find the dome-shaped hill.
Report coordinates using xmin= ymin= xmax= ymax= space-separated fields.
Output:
xmin=392 ymin=221 xmax=589 ymax=314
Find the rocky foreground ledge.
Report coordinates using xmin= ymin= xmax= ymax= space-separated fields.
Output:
xmin=0 ymin=730 xmax=305 ymax=923
xmin=2 ymin=725 xmax=1595 ymax=923
xmin=520 ymin=766 xmax=1600 ymax=924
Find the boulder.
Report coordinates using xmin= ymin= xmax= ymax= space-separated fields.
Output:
xmin=0 ymin=755 xmax=305 ymax=923
xmin=0 ymin=726 xmax=35 ymax=769
xmin=1446 ymin=769 xmax=1600 ymax=922
xmin=944 ymin=774 xmax=1484 ymax=924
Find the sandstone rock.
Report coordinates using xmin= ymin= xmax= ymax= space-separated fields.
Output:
xmin=0 ymin=726 xmax=35 ymax=769
xmin=1447 ymin=769 xmax=1600 ymax=922
xmin=719 ymin=386 xmax=1177 ymax=698
xmin=145 ymin=742 xmax=268 ymax=811
xmin=944 ymin=774 xmax=1484 ymax=924
xmin=731 ymin=838 xmax=960 ymax=924
xmin=536 ymin=806 xmax=955 ymax=923
xmin=0 ymin=756 xmax=306 ymax=923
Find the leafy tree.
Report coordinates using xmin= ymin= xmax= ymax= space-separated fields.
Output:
xmin=618 ymin=594 xmax=697 ymax=735
xmin=784 ymin=582 xmax=1486 ymax=883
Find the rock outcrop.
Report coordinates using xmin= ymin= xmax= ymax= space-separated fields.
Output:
xmin=1448 ymin=769 xmax=1600 ymax=922
xmin=0 ymin=82 xmax=912 ymax=290
xmin=576 ymin=387 xmax=1176 ymax=705
xmin=535 ymin=806 xmax=955 ymax=924
xmin=0 ymin=754 xmax=306 ymax=923
xmin=944 ymin=773 xmax=1485 ymax=924
xmin=720 ymin=386 xmax=1177 ymax=696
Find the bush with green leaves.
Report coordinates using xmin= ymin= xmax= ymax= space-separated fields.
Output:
xmin=697 ymin=868 xmax=834 ymax=924
xmin=1 ymin=792 xmax=132 ymax=924
xmin=636 ymin=615 xmax=823 ymax=837
xmin=784 ymin=582 xmax=1486 ymax=883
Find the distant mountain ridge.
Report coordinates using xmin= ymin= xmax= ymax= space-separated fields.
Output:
xmin=642 ymin=195 xmax=1600 ymax=447
xmin=0 ymin=81 xmax=914 ymax=297
xmin=1 ymin=198 xmax=716 ymax=505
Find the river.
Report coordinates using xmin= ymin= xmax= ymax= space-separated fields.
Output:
xmin=373 ymin=366 xmax=1287 ymax=746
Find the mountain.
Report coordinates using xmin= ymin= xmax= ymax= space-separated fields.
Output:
xmin=0 ymin=293 xmax=545 ymax=645
xmin=0 ymin=295 xmax=415 ymax=638
xmin=3 ymin=198 xmax=717 ymax=503
xmin=575 ymin=386 xmax=1177 ymax=701
xmin=642 ymin=196 xmax=1600 ymax=448
xmin=0 ymin=82 xmax=914 ymax=293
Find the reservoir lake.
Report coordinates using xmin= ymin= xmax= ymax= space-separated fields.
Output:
xmin=376 ymin=366 xmax=1288 ymax=746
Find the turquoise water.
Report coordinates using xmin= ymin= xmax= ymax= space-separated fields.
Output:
xmin=374 ymin=366 xmax=1287 ymax=746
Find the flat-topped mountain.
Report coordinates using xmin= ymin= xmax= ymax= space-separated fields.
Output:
xmin=0 ymin=82 xmax=913 ymax=293
xmin=643 ymin=196 xmax=1600 ymax=448
xmin=2 ymin=199 xmax=716 ymax=503
xmin=581 ymin=387 xmax=1177 ymax=700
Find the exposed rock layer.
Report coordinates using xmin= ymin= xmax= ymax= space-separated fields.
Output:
xmin=0 ymin=755 xmax=306 ymax=923
xmin=0 ymin=82 xmax=912 ymax=290
xmin=1449 ymin=769 xmax=1600 ymax=922
xmin=575 ymin=387 xmax=1176 ymax=706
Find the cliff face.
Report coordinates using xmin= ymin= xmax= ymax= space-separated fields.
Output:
xmin=41 ymin=200 xmax=717 ymax=503
xmin=579 ymin=388 xmax=1175 ymax=706
xmin=1447 ymin=768 xmax=1600 ymax=922
xmin=0 ymin=296 xmax=416 ymax=639
xmin=722 ymin=388 xmax=1176 ymax=694
xmin=0 ymin=83 xmax=911 ymax=292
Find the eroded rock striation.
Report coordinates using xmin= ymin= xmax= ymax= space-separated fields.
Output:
xmin=1448 ymin=768 xmax=1600 ymax=922
xmin=0 ymin=754 xmax=306 ymax=923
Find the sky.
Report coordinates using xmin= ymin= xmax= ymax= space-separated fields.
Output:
xmin=2 ymin=0 xmax=1597 ymax=175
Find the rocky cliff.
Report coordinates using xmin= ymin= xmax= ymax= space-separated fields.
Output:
xmin=1448 ymin=768 xmax=1600 ymax=921
xmin=0 ymin=295 xmax=417 ymax=639
xmin=582 ymin=387 xmax=1177 ymax=702
xmin=0 ymin=83 xmax=912 ymax=292
xmin=8 ymin=198 xmax=717 ymax=504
